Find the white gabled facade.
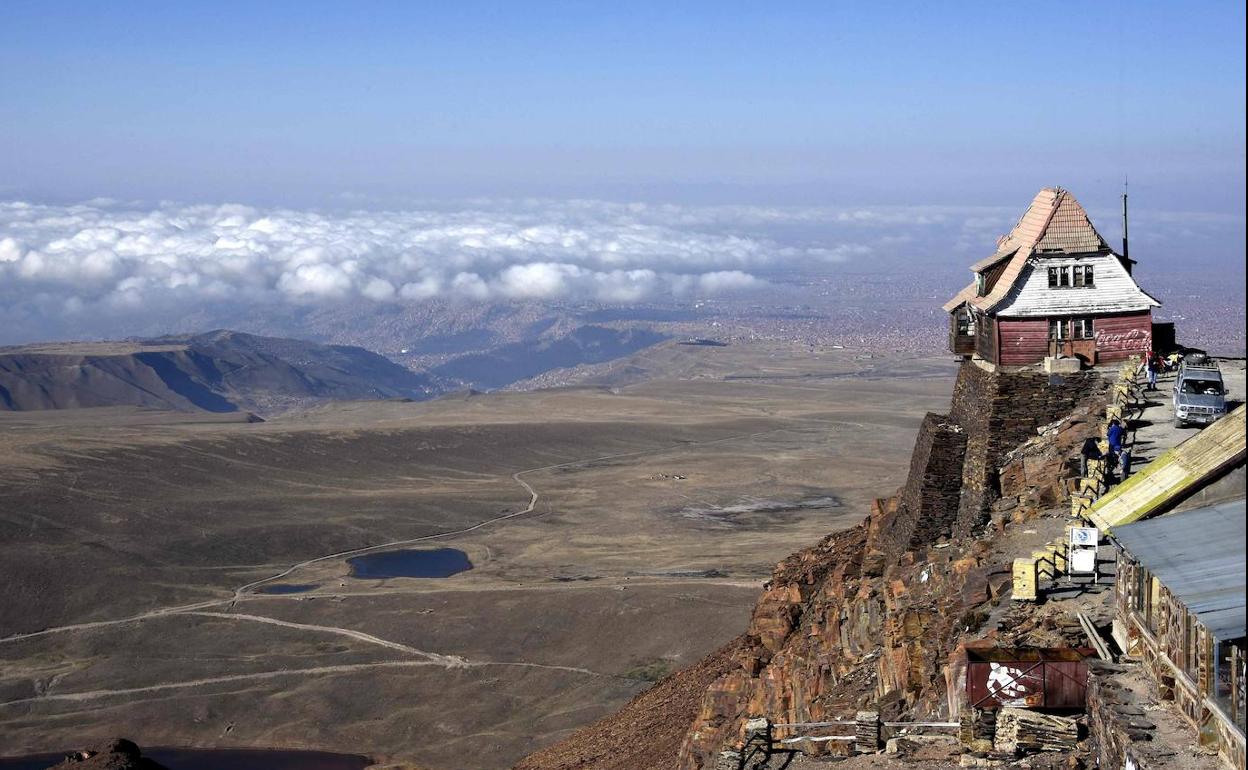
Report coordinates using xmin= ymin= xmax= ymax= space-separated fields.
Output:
xmin=993 ymin=253 xmax=1161 ymax=318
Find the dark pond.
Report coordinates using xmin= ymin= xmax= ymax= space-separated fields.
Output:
xmin=0 ymin=748 xmax=372 ymax=770
xmin=257 ymin=583 xmax=318 ymax=595
xmin=348 ymin=547 xmax=472 ymax=579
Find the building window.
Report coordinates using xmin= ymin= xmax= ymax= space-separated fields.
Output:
xmin=975 ymin=273 xmax=986 ymax=296
xmin=1212 ymin=639 xmax=1245 ymax=729
xmin=1049 ymin=319 xmax=1069 ymax=340
xmin=1133 ymin=566 xmax=1151 ymax=615
xmin=955 ymin=309 xmax=975 ymax=337
xmin=1048 ymin=265 xmax=1094 ymax=288
xmin=1073 ymin=318 xmax=1095 ymax=339
xmin=1185 ymin=616 xmax=1200 ymax=681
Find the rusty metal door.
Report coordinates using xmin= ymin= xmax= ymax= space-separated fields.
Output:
xmin=967 ymin=661 xmax=1045 ymax=709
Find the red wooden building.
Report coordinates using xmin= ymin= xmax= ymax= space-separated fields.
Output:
xmin=945 ymin=188 xmax=1160 ymax=367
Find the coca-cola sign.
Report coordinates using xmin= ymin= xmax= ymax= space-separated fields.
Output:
xmin=1095 ymin=327 xmax=1151 ymax=352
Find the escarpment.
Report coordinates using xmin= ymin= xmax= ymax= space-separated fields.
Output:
xmin=675 ymin=361 xmax=1109 ymax=769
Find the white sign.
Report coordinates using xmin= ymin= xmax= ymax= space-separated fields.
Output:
xmin=1070 ymin=548 xmax=1098 ymax=574
xmin=1070 ymin=527 xmax=1099 ymax=547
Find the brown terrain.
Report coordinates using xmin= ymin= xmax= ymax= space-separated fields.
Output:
xmin=0 ymin=341 xmax=956 ymax=770
xmin=521 ymin=358 xmax=1244 ymax=770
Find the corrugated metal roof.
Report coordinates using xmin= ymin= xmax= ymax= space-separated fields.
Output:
xmin=1113 ymin=499 xmax=1246 ymax=640
xmin=993 ymin=253 xmax=1161 ymax=317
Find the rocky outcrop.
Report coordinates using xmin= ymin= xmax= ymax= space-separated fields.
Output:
xmin=675 ymin=361 xmax=1110 ymax=769
xmin=46 ymin=738 xmax=168 ymax=769
xmin=997 ymin=400 xmax=1106 ymax=521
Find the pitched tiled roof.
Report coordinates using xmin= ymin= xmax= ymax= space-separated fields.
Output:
xmin=1033 ymin=191 xmax=1110 ymax=254
xmin=945 ymin=188 xmax=1119 ymax=314
xmin=970 ymin=247 xmax=1018 ymax=273
xmin=942 ymin=283 xmax=976 ymax=313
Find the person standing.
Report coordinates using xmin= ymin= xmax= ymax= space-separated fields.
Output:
xmin=1145 ymin=352 xmax=1159 ymax=390
xmin=1080 ymin=436 xmax=1103 ymax=478
xmin=1106 ymin=418 xmax=1125 ymax=479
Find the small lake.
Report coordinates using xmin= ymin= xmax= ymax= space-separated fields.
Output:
xmin=348 ymin=548 xmax=473 ymax=579
xmin=0 ymin=748 xmax=372 ymax=770
xmin=257 ymin=583 xmax=318 ymax=595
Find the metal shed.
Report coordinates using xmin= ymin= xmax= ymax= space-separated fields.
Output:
xmin=1112 ymin=499 xmax=1246 ymax=641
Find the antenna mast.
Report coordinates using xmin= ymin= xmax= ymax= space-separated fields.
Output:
xmin=1121 ymin=177 xmax=1131 ymax=274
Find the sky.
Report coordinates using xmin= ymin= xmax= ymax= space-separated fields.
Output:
xmin=2 ymin=1 xmax=1243 ymax=208
xmin=0 ymin=2 xmax=1244 ymax=343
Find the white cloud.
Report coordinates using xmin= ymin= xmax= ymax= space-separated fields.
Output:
xmin=693 ymin=270 xmax=763 ymax=294
xmin=2 ymin=197 xmax=988 ymax=341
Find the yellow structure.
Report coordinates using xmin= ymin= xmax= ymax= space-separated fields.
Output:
xmin=1087 ymin=405 xmax=1246 ymax=531
xmin=1012 ymin=558 xmax=1037 ymax=601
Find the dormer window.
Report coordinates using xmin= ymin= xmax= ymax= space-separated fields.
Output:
xmin=975 ymin=273 xmax=986 ymax=296
xmin=1047 ymin=265 xmax=1094 ymax=289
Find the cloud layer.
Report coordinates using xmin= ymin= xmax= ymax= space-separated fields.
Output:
xmin=3 ymin=197 xmax=1237 ymax=346
xmin=1 ymin=199 xmax=871 ymax=320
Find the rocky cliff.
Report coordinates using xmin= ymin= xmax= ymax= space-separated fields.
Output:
xmin=674 ymin=361 xmax=1110 ymax=768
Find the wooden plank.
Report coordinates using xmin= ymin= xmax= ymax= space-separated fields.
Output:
xmin=1088 ymin=405 xmax=1246 ymax=530
xmin=776 ymin=736 xmax=855 ymax=745
xmin=773 ymin=721 xmax=852 ymax=728
xmin=1077 ymin=611 xmax=1112 ymax=661
xmin=993 ymin=707 xmax=1078 ymax=753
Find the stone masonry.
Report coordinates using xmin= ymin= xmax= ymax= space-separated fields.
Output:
xmin=948 ymin=362 xmax=1108 ymax=536
xmin=878 ymin=412 xmax=968 ymax=561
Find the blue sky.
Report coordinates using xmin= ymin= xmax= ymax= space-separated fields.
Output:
xmin=1 ymin=1 xmax=1244 ymax=210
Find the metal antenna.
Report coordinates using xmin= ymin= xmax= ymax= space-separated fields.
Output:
xmin=1121 ymin=176 xmax=1130 ymax=270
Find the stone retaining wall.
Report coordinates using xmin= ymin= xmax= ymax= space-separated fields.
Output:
xmin=881 ymin=413 xmax=968 ymax=560
xmin=949 ymin=361 xmax=1108 ymax=537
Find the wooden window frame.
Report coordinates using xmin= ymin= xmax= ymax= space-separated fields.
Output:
xmin=1048 ymin=264 xmax=1094 ymax=289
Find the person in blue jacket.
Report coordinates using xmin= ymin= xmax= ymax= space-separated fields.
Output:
xmin=1106 ymin=418 xmax=1125 ymax=477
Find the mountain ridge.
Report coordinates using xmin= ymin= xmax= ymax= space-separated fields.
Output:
xmin=0 ymin=330 xmax=434 ymax=416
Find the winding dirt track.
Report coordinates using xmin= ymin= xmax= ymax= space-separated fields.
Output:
xmin=0 ymin=429 xmax=779 ymax=708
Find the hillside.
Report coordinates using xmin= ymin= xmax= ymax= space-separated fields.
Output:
xmin=0 ymin=330 xmax=434 ymax=415
xmin=0 ymin=344 xmax=955 ymax=770
xmin=514 ymin=360 xmax=1117 ymax=770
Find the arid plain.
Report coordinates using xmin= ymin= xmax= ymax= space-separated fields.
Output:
xmin=0 ymin=342 xmax=955 ymax=770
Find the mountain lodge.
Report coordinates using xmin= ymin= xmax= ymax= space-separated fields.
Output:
xmin=945 ymin=188 xmax=1161 ymax=367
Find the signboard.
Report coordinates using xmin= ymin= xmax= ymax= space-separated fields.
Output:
xmin=1070 ymin=548 xmax=1098 ymax=574
xmin=1068 ymin=526 xmax=1099 ymax=579
xmin=1069 ymin=527 xmax=1099 ymax=547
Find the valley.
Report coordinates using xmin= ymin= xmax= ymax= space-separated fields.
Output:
xmin=0 ymin=342 xmax=954 ymax=770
